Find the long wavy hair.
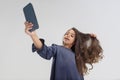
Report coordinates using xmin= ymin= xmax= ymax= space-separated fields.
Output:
xmin=71 ymin=27 xmax=103 ymax=76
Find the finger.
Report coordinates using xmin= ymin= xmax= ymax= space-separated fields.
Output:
xmin=29 ymin=22 xmax=33 ymax=26
xmin=25 ymin=27 xmax=32 ymax=33
xmin=27 ymin=24 xmax=33 ymax=28
xmin=90 ymin=33 xmax=97 ymax=38
xmin=24 ymin=21 xmax=29 ymax=27
xmin=25 ymin=27 xmax=32 ymax=31
xmin=25 ymin=23 xmax=33 ymax=29
xmin=92 ymin=34 xmax=96 ymax=37
xmin=30 ymin=23 xmax=33 ymax=26
xmin=24 ymin=21 xmax=29 ymax=25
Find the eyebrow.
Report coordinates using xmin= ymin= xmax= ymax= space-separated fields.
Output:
xmin=70 ymin=33 xmax=75 ymax=36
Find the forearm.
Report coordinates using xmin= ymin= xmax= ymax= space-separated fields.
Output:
xmin=30 ymin=33 xmax=43 ymax=49
xmin=24 ymin=21 xmax=43 ymax=49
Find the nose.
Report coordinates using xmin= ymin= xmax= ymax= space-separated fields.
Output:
xmin=66 ymin=34 xmax=70 ymax=37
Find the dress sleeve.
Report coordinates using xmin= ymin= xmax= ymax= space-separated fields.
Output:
xmin=32 ymin=39 xmax=57 ymax=60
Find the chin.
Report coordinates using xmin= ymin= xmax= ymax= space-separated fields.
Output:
xmin=63 ymin=41 xmax=70 ymax=45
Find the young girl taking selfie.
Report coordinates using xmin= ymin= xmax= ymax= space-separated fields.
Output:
xmin=24 ymin=22 xmax=103 ymax=80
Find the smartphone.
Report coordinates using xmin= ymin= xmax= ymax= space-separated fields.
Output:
xmin=23 ymin=3 xmax=39 ymax=32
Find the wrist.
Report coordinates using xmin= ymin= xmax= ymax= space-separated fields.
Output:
xmin=30 ymin=32 xmax=38 ymax=39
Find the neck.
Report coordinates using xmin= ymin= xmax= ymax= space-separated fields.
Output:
xmin=63 ymin=44 xmax=72 ymax=49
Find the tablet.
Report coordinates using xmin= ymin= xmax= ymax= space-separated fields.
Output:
xmin=23 ymin=3 xmax=39 ymax=32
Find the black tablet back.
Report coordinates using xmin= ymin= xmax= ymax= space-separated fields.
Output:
xmin=23 ymin=3 xmax=39 ymax=32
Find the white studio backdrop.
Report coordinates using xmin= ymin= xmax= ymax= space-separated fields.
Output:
xmin=0 ymin=0 xmax=120 ymax=80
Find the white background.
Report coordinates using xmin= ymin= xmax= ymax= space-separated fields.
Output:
xmin=0 ymin=0 xmax=120 ymax=80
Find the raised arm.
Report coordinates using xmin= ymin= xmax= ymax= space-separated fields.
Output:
xmin=24 ymin=21 xmax=42 ymax=49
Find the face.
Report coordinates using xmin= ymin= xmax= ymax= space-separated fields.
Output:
xmin=63 ymin=29 xmax=76 ymax=48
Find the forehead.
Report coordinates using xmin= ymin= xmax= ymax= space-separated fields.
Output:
xmin=66 ymin=29 xmax=75 ymax=35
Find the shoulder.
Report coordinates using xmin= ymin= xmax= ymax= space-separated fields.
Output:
xmin=52 ymin=44 xmax=75 ymax=54
xmin=50 ymin=44 xmax=67 ymax=52
xmin=51 ymin=44 xmax=62 ymax=47
xmin=51 ymin=44 xmax=65 ymax=49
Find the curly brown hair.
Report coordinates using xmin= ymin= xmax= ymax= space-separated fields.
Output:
xmin=71 ymin=27 xmax=103 ymax=75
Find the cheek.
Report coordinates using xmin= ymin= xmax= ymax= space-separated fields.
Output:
xmin=63 ymin=35 xmax=66 ymax=38
xmin=71 ymin=38 xmax=75 ymax=44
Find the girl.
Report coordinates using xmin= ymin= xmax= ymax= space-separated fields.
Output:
xmin=24 ymin=22 xmax=103 ymax=80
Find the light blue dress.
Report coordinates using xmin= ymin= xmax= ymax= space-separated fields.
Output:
xmin=32 ymin=39 xmax=84 ymax=80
